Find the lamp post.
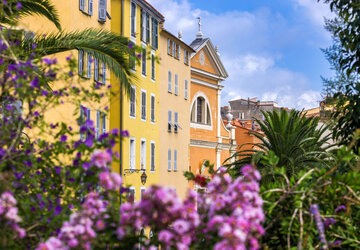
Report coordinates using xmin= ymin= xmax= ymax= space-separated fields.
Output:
xmin=123 ymin=169 xmax=147 ymax=185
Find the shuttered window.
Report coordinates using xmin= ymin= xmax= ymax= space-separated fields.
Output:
xmin=101 ymin=113 xmax=106 ymax=134
xmin=168 ymin=71 xmax=172 ymax=92
xmin=79 ymin=0 xmax=85 ymax=11
xmin=78 ymin=50 xmax=83 ymax=76
xmin=88 ymin=0 xmax=93 ymax=15
xmin=150 ymin=142 xmax=155 ymax=171
xmin=151 ymin=54 xmax=155 ymax=80
xmin=87 ymin=54 xmax=92 ymax=79
xmin=185 ymin=80 xmax=188 ymax=100
xmin=174 ymin=150 xmax=177 ymax=171
xmin=130 ymin=139 xmax=135 ymax=170
xmin=168 ymin=149 xmax=171 ymax=171
xmin=146 ymin=13 xmax=150 ymax=43
xmin=141 ymin=48 xmax=146 ymax=76
xmin=174 ymin=74 xmax=178 ymax=95
xmin=131 ymin=2 xmax=136 ymax=37
xmin=174 ymin=112 xmax=178 ymax=133
xmin=141 ymin=91 xmax=146 ymax=120
xmin=98 ymin=0 xmax=107 ymax=22
xmin=102 ymin=62 xmax=106 ymax=84
xmin=151 ymin=18 xmax=158 ymax=49
xmin=94 ymin=58 xmax=99 ymax=81
xmin=130 ymin=86 xmax=136 ymax=117
xmin=96 ymin=111 xmax=100 ymax=139
xmin=168 ymin=110 xmax=172 ymax=132
xmin=150 ymin=95 xmax=155 ymax=123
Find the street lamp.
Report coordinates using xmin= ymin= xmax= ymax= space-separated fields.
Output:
xmin=123 ymin=169 xmax=147 ymax=185
xmin=141 ymin=172 xmax=147 ymax=185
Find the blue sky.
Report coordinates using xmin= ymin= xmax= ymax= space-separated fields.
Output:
xmin=148 ymin=0 xmax=335 ymax=109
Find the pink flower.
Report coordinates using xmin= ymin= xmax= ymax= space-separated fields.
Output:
xmin=173 ymin=219 xmax=190 ymax=234
xmin=1 ymin=192 xmax=17 ymax=205
xmin=158 ymin=230 xmax=173 ymax=244
xmin=96 ymin=219 xmax=105 ymax=230
xmin=5 ymin=207 xmax=21 ymax=223
xmin=91 ymin=150 xmax=112 ymax=168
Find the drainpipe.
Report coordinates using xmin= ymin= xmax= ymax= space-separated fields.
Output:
xmin=119 ymin=0 xmax=124 ymax=204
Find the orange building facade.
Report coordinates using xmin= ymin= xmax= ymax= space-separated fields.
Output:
xmin=189 ymin=27 xmax=237 ymax=189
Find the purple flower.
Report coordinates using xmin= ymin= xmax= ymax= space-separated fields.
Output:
xmin=54 ymin=167 xmax=62 ymax=174
xmin=91 ymin=150 xmax=112 ymax=168
xmin=34 ymin=111 xmax=39 ymax=117
xmin=84 ymin=138 xmax=93 ymax=147
xmin=60 ymin=135 xmax=67 ymax=142
xmin=54 ymin=206 xmax=62 ymax=215
xmin=335 ymin=205 xmax=346 ymax=213
xmin=16 ymin=2 xmax=22 ymax=9
xmin=42 ymin=90 xmax=48 ymax=96
xmin=121 ymin=130 xmax=129 ymax=137
xmin=128 ymin=43 xmax=133 ymax=49
xmin=43 ymin=58 xmax=52 ymax=65
xmin=30 ymin=77 xmax=39 ymax=88
xmin=82 ymin=162 xmax=91 ymax=170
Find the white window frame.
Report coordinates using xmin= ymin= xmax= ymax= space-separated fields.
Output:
xmin=190 ymin=92 xmax=213 ymax=130
xmin=140 ymin=187 xmax=146 ymax=200
xmin=87 ymin=53 xmax=92 ymax=79
xmin=130 ymin=1 xmax=137 ymax=38
xmin=168 ymin=71 xmax=172 ymax=93
xmin=168 ymin=110 xmax=172 ymax=132
xmin=174 ymin=74 xmax=178 ymax=95
xmin=141 ymin=89 xmax=146 ymax=121
xmin=129 ymin=186 xmax=135 ymax=203
xmin=150 ymin=94 xmax=155 ymax=124
xmin=168 ymin=149 xmax=171 ymax=171
xmin=141 ymin=46 xmax=147 ymax=77
xmin=141 ymin=9 xmax=146 ymax=42
xmin=151 ymin=52 xmax=155 ymax=81
xmin=150 ymin=141 xmax=155 ymax=172
xmin=174 ymin=150 xmax=177 ymax=171
xmin=88 ymin=0 xmax=93 ymax=15
xmin=101 ymin=112 xmax=106 ymax=134
xmin=140 ymin=138 xmax=146 ymax=170
xmin=129 ymin=137 xmax=136 ymax=170
xmin=96 ymin=110 xmax=100 ymax=139
xmin=129 ymin=85 xmax=136 ymax=118
xmin=78 ymin=50 xmax=84 ymax=76
xmin=167 ymin=39 xmax=171 ymax=55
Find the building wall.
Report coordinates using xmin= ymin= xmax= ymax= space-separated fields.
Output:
xmin=19 ymin=1 xmax=111 ymax=143
xmin=110 ymin=0 xmax=162 ymax=201
xmin=158 ymin=30 xmax=191 ymax=199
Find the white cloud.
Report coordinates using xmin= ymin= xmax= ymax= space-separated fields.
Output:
xmin=147 ymin=0 xmax=327 ymax=110
xmin=292 ymin=0 xmax=334 ymax=26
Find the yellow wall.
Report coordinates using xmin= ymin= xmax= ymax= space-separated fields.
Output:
xmin=19 ymin=1 xmax=111 ymax=142
xmin=158 ymin=30 xmax=191 ymax=199
xmin=110 ymin=0 xmax=162 ymax=201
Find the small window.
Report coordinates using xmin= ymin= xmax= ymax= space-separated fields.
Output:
xmin=167 ymin=39 xmax=171 ymax=55
xmin=141 ymin=91 xmax=146 ymax=121
xmin=80 ymin=105 xmax=91 ymax=140
xmin=87 ymin=54 xmax=92 ymax=79
xmin=185 ymin=80 xmax=188 ymax=100
xmin=79 ymin=0 xmax=85 ymax=11
xmin=141 ymin=9 xmax=146 ymax=42
xmin=184 ymin=50 xmax=189 ymax=65
xmin=98 ymin=0 xmax=107 ymax=22
xmin=174 ymin=150 xmax=177 ymax=171
xmin=141 ymin=48 xmax=146 ymax=76
xmin=174 ymin=112 xmax=181 ymax=133
xmin=151 ymin=18 xmax=158 ymax=49
xmin=146 ymin=13 xmax=150 ymax=43
xmin=129 ymin=42 xmax=136 ymax=71
xmin=150 ymin=95 xmax=155 ymax=123
xmin=128 ymin=187 xmax=135 ymax=203
xmin=130 ymin=138 xmax=135 ymax=170
xmin=96 ymin=111 xmax=100 ymax=139
xmin=78 ymin=50 xmax=84 ymax=76
xmin=130 ymin=86 xmax=136 ymax=117
xmin=168 ymin=149 xmax=171 ymax=171
xmin=88 ymin=0 xmax=93 ymax=15
xmin=190 ymin=96 xmax=211 ymax=125
xmin=101 ymin=62 xmax=106 ymax=84
xmin=168 ymin=110 xmax=172 ymax=132
xmin=101 ymin=112 xmax=106 ymax=134
xmin=130 ymin=2 xmax=136 ymax=37
xmin=151 ymin=54 xmax=155 ymax=80
xmin=150 ymin=142 xmax=155 ymax=171
xmin=140 ymin=188 xmax=146 ymax=200
xmin=172 ymin=41 xmax=175 ymax=57
xmin=174 ymin=74 xmax=178 ymax=95
xmin=94 ymin=58 xmax=99 ymax=81
xmin=140 ymin=140 xmax=146 ymax=170
xmin=168 ymin=71 xmax=172 ymax=93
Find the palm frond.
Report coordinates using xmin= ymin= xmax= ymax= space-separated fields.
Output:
xmin=22 ymin=29 xmax=138 ymax=95
xmin=1 ymin=0 xmax=61 ymax=30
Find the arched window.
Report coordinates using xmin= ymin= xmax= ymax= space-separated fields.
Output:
xmin=191 ymin=96 xmax=211 ymax=125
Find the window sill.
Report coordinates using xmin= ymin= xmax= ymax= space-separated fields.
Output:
xmin=190 ymin=122 xmax=212 ymax=130
xmin=150 ymin=170 xmax=155 ymax=173
xmin=141 ymin=118 xmax=147 ymax=122
xmin=129 ymin=115 xmax=136 ymax=119
xmin=141 ymin=74 xmax=147 ymax=78
xmin=168 ymin=90 xmax=172 ymax=94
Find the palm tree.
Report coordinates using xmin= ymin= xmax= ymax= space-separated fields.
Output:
xmin=227 ymin=109 xmax=333 ymax=180
xmin=1 ymin=0 xmax=138 ymax=94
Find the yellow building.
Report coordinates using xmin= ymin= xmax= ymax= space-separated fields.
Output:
xmin=158 ymin=29 xmax=194 ymax=199
xmin=110 ymin=0 xmax=164 ymax=201
xmin=18 ymin=0 xmax=111 ymax=144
